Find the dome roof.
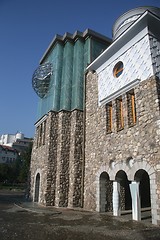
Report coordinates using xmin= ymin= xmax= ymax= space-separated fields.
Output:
xmin=112 ymin=6 xmax=160 ymax=40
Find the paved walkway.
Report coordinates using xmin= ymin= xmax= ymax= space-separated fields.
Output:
xmin=0 ymin=190 xmax=160 ymax=240
xmin=15 ymin=200 xmax=152 ymax=223
xmin=15 ymin=201 xmax=62 ymax=214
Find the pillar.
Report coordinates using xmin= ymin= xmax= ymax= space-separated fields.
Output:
xmin=112 ymin=181 xmax=121 ymax=216
xmin=129 ymin=181 xmax=141 ymax=221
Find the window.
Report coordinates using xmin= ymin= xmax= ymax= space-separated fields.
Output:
xmin=127 ymin=90 xmax=136 ymax=126
xmin=113 ymin=61 xmax=123 ymax=78
xmin=116 ymin=97 xmax=124 ymax=130
xmin=36 ymin=120 xmax=47 ymax=148
xmin=36 ymin=126 xmax=40 ymax=148
xmin=106 ymin=102 xmax=112 ymax=133
xmin=36 ymin=125 xmax=42 ymax=148
xmin=42 ymin=120 xmax=46 ymax=145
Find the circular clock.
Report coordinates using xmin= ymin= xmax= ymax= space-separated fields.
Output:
xmin=32 ymin=62 xmax=53 ymax=98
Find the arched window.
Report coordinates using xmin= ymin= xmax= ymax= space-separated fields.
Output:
xmin=34 ymin=173 xmax=40 ymax=202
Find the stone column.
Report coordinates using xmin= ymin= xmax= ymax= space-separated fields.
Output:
xmin=55 ymin=111 xmax=71 ymax=207
xmin=129 ymin=181 xmax=141 ymax=221
xmin=68 ymin=110 xmax=83 ymax=208
xmin=112 ymin=181 xmax=121 ymax=216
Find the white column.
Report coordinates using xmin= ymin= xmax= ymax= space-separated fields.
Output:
xmin=112 ymin=181 xmax=121 ymax=216
xmin=129 ymin=181 xmax=141 ymax=221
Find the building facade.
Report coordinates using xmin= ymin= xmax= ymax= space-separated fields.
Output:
xmin=85 ymin=6 xmax=160 ymax=225
xmin=0 ymin=132 xmax=33 ymax=153
xmin=0 ymin=145 xmax=18 ymax=164
xmin=30 ymin=29 xmax=111 ymax=206
xmin=30 ymin=6 xmax=160 ymax=225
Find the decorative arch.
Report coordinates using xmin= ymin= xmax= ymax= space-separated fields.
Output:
xmin=107 ymin=159 xmax=156 ymax=182
xmin=129 ymin=160 xmax=156 ymax=180
xmin=99 ymin=172 xmax=112 ymax=212
xmin=95 ymin=166 xmax=109 ymax=212
xmin=33 ymin=169 xmax=42 ymax=203
xmin=135 ymin=169 xmax=151 ymax=208
xmin=115 ymin=170 xmax=132 ymax=210
xmin=108 ymin=161 xmax=130 ymax=180
xmin=95 ymin=160 xmax=158 ymax=224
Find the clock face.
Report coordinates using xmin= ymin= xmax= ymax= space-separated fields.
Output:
xmin=32 ymin=62 xmax=53 ymax=98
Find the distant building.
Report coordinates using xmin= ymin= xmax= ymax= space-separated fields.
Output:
xmin=0 ymin=145 xmax=18 ymax=164
xmin=0 ymin=132 xmax=33 ymax=153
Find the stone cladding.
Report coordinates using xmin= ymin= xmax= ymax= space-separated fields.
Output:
xmin=30 ymin=116 xmax=51 ymax=204
xmin=84 ymin=70 xmax=160 ymax=224
xmin=30 ymin=70 xmax=160 ymax=224
xmin=30 ymin=109 xmax=84 ymax=208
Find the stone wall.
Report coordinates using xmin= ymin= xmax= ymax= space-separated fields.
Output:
xmin=45 ymin=112 xmax=58 ymax=206
xmin=55 ymin=111 xmax=71 ymax=207
xmin=84 ymin=70 xmax=160 ymax=223
xmin=30 ymin=115 xmax=51 ymax=204
xmin=30 ymin=109 xmax=84 ymax=208
xmin=70 ymin=110 xmax=84 ymax=207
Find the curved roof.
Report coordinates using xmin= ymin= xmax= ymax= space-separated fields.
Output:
xmin=112 ymin=6 xmax=160 ymax=40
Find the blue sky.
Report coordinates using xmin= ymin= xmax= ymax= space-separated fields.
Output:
xmin=0 ymin=0 xmax=160 ymax=138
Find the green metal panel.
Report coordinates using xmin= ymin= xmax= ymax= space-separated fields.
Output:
xmin=60 ymin=41 xmax=74 ymax=110
xmin=35 ymin=31 xmax=110 ymax=119
xmin=71 ymin=39 xmax=84 ymax=110
xmin=51 ymin=43 xmax=63 ymax=111
xmin=84 ymin=38 xmax=91 ymax=68
xmin=91 ymin=38 xmax=109 ymax=62
xmin=37 ymin=43 xmax=64 ymax=118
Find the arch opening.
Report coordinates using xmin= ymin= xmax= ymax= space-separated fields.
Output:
xmin=134 ymin=169 xmax=151 ymax=208
xmin=99 ymin=172 xmax=113 ymax=212
xmin=34 ymin=173 xmax=40 ymax=202
xmin=115 ymin=170 xmax=132 ymax=210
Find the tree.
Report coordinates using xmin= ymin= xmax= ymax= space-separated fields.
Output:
xmin=18 ymin=142 xmax=33 ymax=183
xmin=0 ymin=164 xmax=10 ymax=183
xmin=0 ymin=142 xmax=33 ymax=185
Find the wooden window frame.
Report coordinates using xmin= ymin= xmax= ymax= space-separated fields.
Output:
xmin=127 ymin=91 xmax=136 ymax=126
xmin=116 ymin=97 xmax=124 ymax=131
xmin=106 ymin=102 xmax=112 ymax=133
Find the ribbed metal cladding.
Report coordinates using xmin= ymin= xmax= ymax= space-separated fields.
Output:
xmin=60 ymin=41 xmax=74 ymax=110
xmin=71 ymin=39 xmax=84 ymax=110
xmin=34 ymin=29 xmax=111 ymax=119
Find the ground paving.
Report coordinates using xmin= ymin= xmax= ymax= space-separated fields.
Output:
xmin=0 ymin=190 xmax=160 ymax=240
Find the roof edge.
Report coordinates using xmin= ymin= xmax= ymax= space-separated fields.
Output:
xmin=40 ymin=29 xmax=111 ymax=64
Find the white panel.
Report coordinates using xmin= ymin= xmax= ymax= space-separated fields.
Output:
xmin=150 ymin=36 xmax=160 ymax=79
xmin=98 ymin=35 xmax=153 ymax=106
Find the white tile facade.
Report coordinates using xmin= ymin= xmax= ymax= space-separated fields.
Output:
xmin=98 ymin=35 xmax=154 ymax=105
xmin=150 ymin=36 xmax=160 ymax=79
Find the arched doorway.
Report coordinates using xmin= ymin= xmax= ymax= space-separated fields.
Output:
xmin=99 ymin=172 xmax=112 ymax=212
xmin=134 ymin=169 xmax=151 ymax=208
xmin=115 ymin=170 xmax=132 ymax=211
xmin=34 ymin=173 xmax=40 ymax=202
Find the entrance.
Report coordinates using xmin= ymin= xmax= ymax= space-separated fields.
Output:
xmin=99 ymin=172 xmax=112 ymax=212
xmin=134 ymin=169 xmax=151 ymax=208
xmin=34 ymin=173 xmax=40 ymax=202
xmin=115 ymin=170 xmax=132 ymax=211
